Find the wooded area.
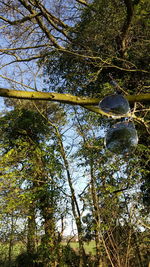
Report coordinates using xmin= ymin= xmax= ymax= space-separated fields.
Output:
xmin=0 ymin=0 xmax=149 ymax=266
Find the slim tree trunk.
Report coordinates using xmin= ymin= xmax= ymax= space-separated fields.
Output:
xmin=60 ymin=153 xmax=86 ymax=267
xmin=34 ymin=154 xmax=59 ymax=267
xmin=40 ymin=182 xmax=58 ymax=267
xmin=8 ymin=212 xmax=14 ymax=267
xmin=90 ymin=161 xmax=115 ymax=267
xmin=42 ymin=207 xmax=57 ymax=267
xmin=90 ymin=165 xmax=102 ymax=267
xmin=53 ymin=125 xmax=87 ymax=267
xmin=27 ymin=204 xmax=36 ymax=256
xmin=132 ymin=232 xmax=144 ymax=267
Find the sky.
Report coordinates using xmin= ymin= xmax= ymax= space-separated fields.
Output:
xmin=0 ymin=98 xmax=5 ymax=111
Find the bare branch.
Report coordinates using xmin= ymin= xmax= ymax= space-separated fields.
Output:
xmin=0 ymin=12 xmax=41 ymax=25
xmin=0 ymin=74 xmax=35 ymax=90
xmin=32 ymin=0 xmax=71 ymax=41
xmin=18 ymin=0 xmax=64 ymax=49
xmin=75 ymin=0 xmax=89 ymax=8
xmin=0 ymin=44 xmax=50 ymax=51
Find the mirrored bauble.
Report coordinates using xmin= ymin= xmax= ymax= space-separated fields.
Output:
xmin=105 ymin=122 xmax=138 ymax=154
xmin=99 ymin=94 xmax=130 ymax=115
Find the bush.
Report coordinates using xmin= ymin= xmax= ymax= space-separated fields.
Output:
xmin=60 ymin=245 xmax=80 ymax=267
xmin=16 ymin=252 xmax=43 ymax=267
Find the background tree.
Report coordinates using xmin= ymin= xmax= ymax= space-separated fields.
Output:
xmin=72 ymin=109 xmax=150 ymax=266
xmin=0 ymin=100 xmax=67 ymax=266
xmin=0 ymin=0 xmax=149 ymax=266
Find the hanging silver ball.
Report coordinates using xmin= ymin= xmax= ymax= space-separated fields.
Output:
xmin=105 ymin=122 xmax=138 ymax=154
xmin=99 ymin=94 xmax=130 ymax=115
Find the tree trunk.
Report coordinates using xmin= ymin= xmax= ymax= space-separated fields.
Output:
xmin=40 ymin=201 xmax=59 ymax=267
xmin=132 ymin=232 xmax=144 ymax=267
xmin=8 ymin=212 xmax=14 ymax=267
xmin=27 ymin=204 xmax=36 ymax=256
xmin=55 ymin=129 xmax=87 ymax=267
xmin=90 ymin=162 xmax=115 ymax=267
xmin=90 ymin=172 xmax=102 ymax=267
xmin=26 ymin=203 xmax=37 ymax=267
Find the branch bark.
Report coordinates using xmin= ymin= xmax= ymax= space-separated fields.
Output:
xmin=0 ymin=87 xmax=149 ymax=118
xmin=0 ymin=87 xmax=150 ymax=104
xmin=18 ymin=0 xmax=64 ymax=49
xmin=0 ymin=12 xmax=41 ymax=25
xmin=116 ymin=0 xmax=134 ymax=57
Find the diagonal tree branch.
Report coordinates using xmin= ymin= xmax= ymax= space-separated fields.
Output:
xmin=76 ymin=0 xmax=89 ymax=7
xmin=18 ymin=0 xmax=64 ymax=49
xmin=32 ymin=0 xmax=71 ymax=41
xmin=0 ymin=12 xmax=41 ymax=25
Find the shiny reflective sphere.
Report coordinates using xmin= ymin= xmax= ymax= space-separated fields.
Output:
xmin=105 ymin=122 xmax=138 ymax=154
xmin=99 ymin=94 xmax=130 ymax=115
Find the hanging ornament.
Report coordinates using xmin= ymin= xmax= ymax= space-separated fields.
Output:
xmin=105 ymin=122 xmax=138 ymax=154
xmin=99 ymin=94 xmax=130 ymax=115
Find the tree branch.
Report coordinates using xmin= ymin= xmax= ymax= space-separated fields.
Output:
xmin=0 ymin=87 xmax=98 ymax=105
xmin=0 ymin=12 xmax=42 ymax=25
xmin=116 ymin=0 xmax=134 ymax=57
xmin=18 ymin=0 xmax=64 ymax=49
xmin=33 ymin=0 xmax=71 ymax=41
xmin=0 ymin=87 xmax=149 ymax=116
xmin=0 ymin=44 xmax=50 ymax=52
xmin=75 ymin=0 xmax=89 ymax=7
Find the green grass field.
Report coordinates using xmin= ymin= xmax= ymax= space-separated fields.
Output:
xmin=62 ymin=240 xmax=96 ymax=255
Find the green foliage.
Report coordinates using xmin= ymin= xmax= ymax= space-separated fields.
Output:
xmin=45 ymin=0 xmax=150 ymax=97
xmin=44 ymin=2 xmax=150 ymax=260
xmin=0 ymin=1 xmax=149 ymax=266
xmin=60 ymin=245 xmax=80 ymax=267
xmin=0 ymin=108 xmax=52 ymax=148
xmin=0 ymin=101 xmax=66 ymax=266
xmin=71 ymin=103 xmax=150 ymax=265
xmin=137 ymin=132 xmax=150 ymax=212
xmin=16 ymin=251 xmax=43 ymax=267
xmin=0 ymin=242 xmax=25 ymax=267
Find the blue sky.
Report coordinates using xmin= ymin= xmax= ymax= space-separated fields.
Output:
xmin=0 ymin=98 xmax=5 ymax=111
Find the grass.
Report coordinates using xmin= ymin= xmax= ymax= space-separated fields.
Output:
xmin=62 ymin=240 xmax=96 ymax=255
xmin=83 ymin=240 xmax=96 ymax=254
xmin=0 ymin=241 xmax=25 ymax=267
